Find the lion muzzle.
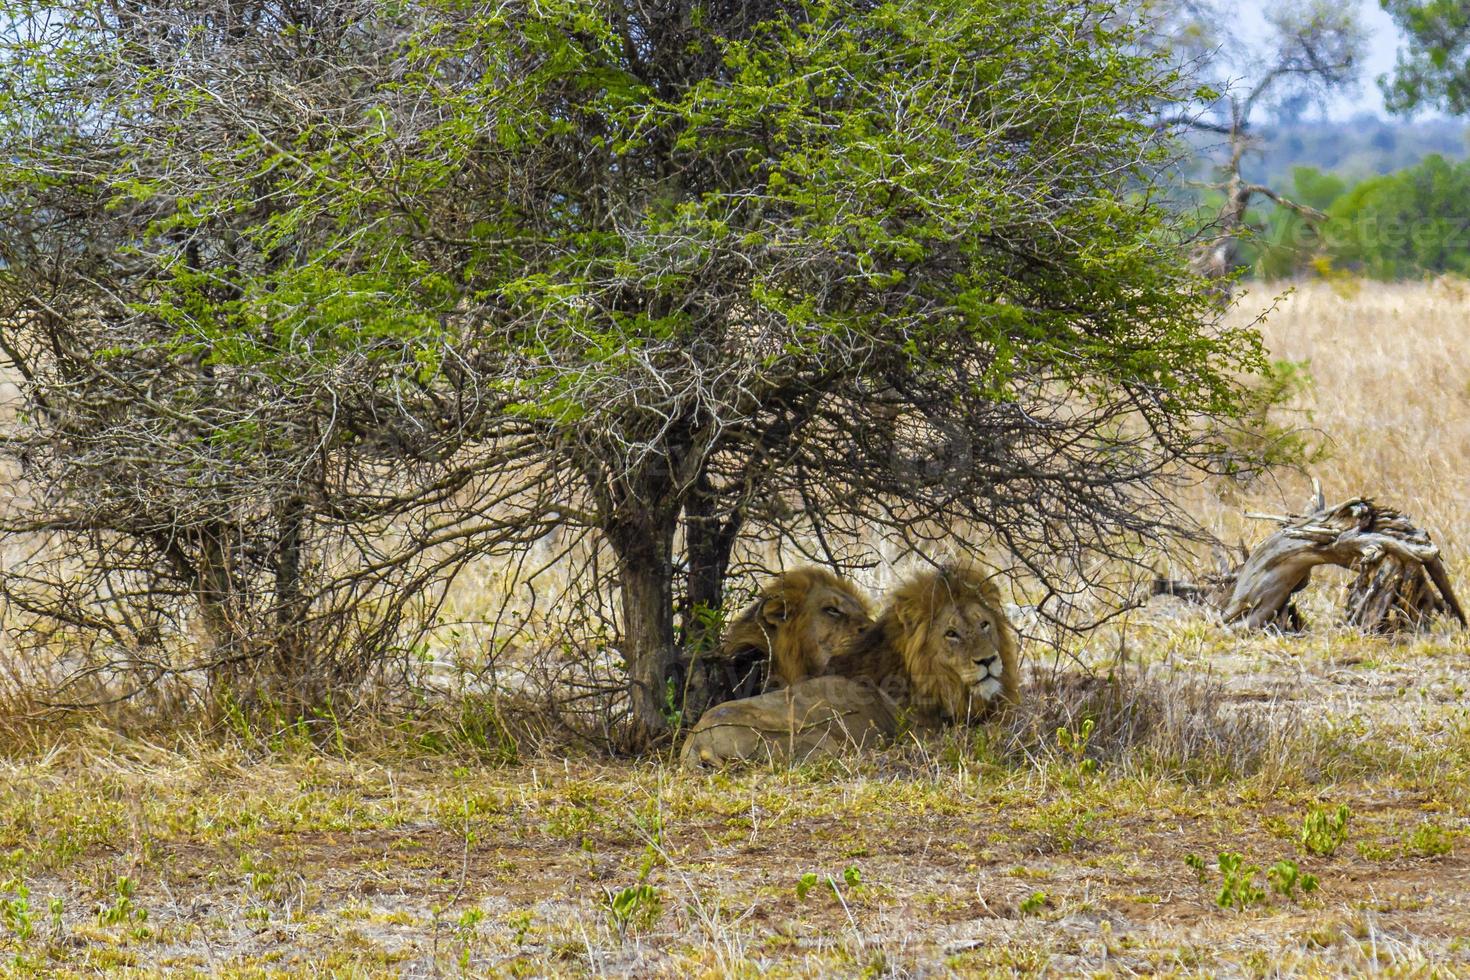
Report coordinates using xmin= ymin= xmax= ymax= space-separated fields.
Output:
xmin=970 ymin=653 xmax=1006 ymax=701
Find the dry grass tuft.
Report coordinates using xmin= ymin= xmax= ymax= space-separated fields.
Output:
xmin=996 ymin=667 xmax=1299 ymax=784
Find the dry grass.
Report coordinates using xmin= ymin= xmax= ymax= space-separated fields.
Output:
xmin=0 ymin=282 xmax=1468 ymax=976
xmin=1200 ymin=279 xmax=1470 ymax=564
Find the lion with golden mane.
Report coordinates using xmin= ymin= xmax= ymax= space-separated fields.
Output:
xmin=682 ymin=567 xmax=874 ymax=719
xmin=680 ymin=563 xmax=1020 ymax=767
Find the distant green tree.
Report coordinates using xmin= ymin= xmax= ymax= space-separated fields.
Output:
xmin=1326 ymin=154 xmax=1470 ymax=277
xmin=1256 ymin=167 xmax=1348 ymax=279
xmin=1380 ymin=0 xmax=1470 ymax=115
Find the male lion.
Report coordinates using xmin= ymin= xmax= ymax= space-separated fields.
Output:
xmin=680 ymin=563 xmax=1020 ymax=767
xmin=682 ymin=567 xmax=874 ymax=720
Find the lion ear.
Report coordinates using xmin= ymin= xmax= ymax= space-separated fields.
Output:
xmin=761 ymin=595 xmax=792 ymax=626
xmin=893 ymin=599 xmax=925 ymax=636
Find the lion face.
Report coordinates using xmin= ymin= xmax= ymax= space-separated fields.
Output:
xmin=924 ymin=597 xmax=1010 ymax=705
xmin=702 ymin=568 xmax=874 ymax=705
xmin=882 ymin=563 xmax=1021 ymax=722
xmin=771 ymin=580 xmax=873 ymax=679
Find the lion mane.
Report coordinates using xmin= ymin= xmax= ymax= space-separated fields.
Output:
xmin=681 ymin=562 xmax=1020 ymax=767
xmin=720 ymin=566 xmax=874 ymax=689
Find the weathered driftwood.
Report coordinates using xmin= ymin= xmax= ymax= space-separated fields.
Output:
xmin=1164 ymin=484 xmax=1465 ymax=633
xmin=1225 ymin=499 xmax=1465 ymax=631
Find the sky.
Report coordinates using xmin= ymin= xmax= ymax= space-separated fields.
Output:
xmin=1236 ymin=0 xmax=1406 ymax=120
xmin=1345 ymin=1 xmax=1405 ymax=116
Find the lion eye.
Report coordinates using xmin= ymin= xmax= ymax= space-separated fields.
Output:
xmin=979 ymin=621 xmax=993 ymax=634
xmin=945 ymin=629 xmax=961 ymax=641
xmin=824 ymin=607 xmax=843 ymax=618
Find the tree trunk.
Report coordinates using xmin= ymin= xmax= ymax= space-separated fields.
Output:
xmin=609 ymin=511 xmax=680 ymax=750
xmin=272 ymin=496 xmax=312 ymax=698
xmin=1189 ymin=122 xmax=1251 ymax=294
xmin=676 ymin=477 xmax=748 ymax=724
xmin=679 ymin=472 xmax=741 ymax=651
xmin=194 ymin=521 xmax=247 ymax=661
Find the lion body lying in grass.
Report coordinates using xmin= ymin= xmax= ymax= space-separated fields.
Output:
xmin=682 ymin=567 xmax=873 ymax=720
xmin=681 ymin=563 xmax=1020 ymax=767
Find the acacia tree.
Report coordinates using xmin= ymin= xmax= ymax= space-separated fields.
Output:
xmin=1150 ymin=0 xmax=1365 ymax=285
xmin=1 ymin=0 xmax=1269 ymax=744
xmin=0 ymin=1 xmax=556 ymax=710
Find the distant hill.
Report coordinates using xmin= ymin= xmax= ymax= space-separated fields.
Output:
xmin=1183 ymin=114 xmax=1469 ymax=186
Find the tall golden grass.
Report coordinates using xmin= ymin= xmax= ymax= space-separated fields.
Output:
xmin=1205 ymin=280 xmax=1470 ymax=573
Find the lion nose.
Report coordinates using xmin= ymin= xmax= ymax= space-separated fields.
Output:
xmin=973 ymin=654 xmax=997 ymax=668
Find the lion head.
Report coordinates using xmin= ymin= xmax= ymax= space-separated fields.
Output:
xmin=681 ymin=567 xmax=874 ymax=723
xmin=720 ymin=566 xmax=875 ymax=689
xmin=825 ymin=563 xmax=1020 ymax=723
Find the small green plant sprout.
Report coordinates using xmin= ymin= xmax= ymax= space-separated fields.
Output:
xmin=678 ymin=600 xmax=726 ymax=656
xmin=634 ymin=799 xmax=667 ymax=880
xmin=1214 ymin=852 xmax=1266 ymax=910
xmin=1300 ymin=804 xmax=1351 ymax=857
xmin=1019 ymin=891 xmax=1048 ymax=916
xmin=47 ymin=896 xmax=63 ymax=940
xmin=455 ymin=907 xmax=485 ymax=971
xmin=1405 ymin=822 xmax=1453 ymax=857
xmin=96 ymin=875 xmax=149 ymax=939
xmin=795 ymin=866 xmax=865 ymax=903
xmin=0 ymin=879 xmax=33 ymax=941
xmin=1188 ymin=853 xmax=1272 ymax=910
xmin=1056 ymin=718 xmax=1097 ymax=774
xmin=505 ymin=910 xmax=534 ymax=947
xmin=827 ymin=864 xmax=867 ymax=900
xmin=601 ymin=883 xmax=661 ymax=940
xmin=1266 ymin=860 xmax=1319 ymax=900
xmin=1185 ymin=853 xmax=1209 ymax=885
xmin=660 ymin=677 xmax=683 ymax=730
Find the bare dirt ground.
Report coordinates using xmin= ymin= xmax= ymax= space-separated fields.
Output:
xmin=0 ymin=283 xmax=1468 ymax=977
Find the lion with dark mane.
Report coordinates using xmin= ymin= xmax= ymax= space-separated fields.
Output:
xmin=682 ymin=567 xmax=874 ymax=720
xmin=680 ymin=563 xmax=1020 ymax=767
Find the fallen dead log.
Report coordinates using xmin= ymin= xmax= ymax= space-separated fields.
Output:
xmin=1167 ymin=484 xmax=1465 ymax=633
